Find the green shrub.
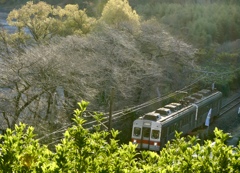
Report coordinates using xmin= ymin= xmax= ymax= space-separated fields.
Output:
xmin=0 ymin=101 xmax=239 ymax=172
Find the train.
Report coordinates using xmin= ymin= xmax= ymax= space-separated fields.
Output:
xmin=131 ymin=88 xmax=223 ymax=151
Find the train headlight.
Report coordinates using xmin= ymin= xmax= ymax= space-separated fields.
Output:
xmin=133 ymin=139 xmax=137 ymax=143
xmin=154 ymin=142 xmax=157 ymax=146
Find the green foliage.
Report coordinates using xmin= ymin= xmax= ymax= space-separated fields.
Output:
xmin=195 ymin=48 xmax=240 ymax=92
xmin=54 ymin=4 xmax=96 ymax=36
xmin=135 ymin=3 xmax=240 ymax=46
xmin=0 ymin=101 xmax=239 ymax=172
xmin=7 ymin=1 xmax=56 ymax=42
xmin=158 ymin=129 xmax=240 ymax=172
xmin=53 ymin=100 xmax=139 ymax=172
xmin=0 ymin=123 xmax=54 ymax=172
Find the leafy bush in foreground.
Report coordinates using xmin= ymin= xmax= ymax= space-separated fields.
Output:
xmin=0 ymin=101 xmax=239 ymax=172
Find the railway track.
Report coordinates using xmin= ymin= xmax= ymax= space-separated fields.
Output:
xmin=220 ymin=93 xmax=240 ymax=116
xmin=203 ymin=91 xmax=240 ymax=146
xmin=84 ymin=91 xmax=240 ymax=131
xmin=43 ymin=89 xmax=240 ymax=147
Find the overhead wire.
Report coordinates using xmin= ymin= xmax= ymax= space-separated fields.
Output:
xmin=39 ymin=72 xmax=223 ymax=146
xmin=40 ymin=70 xmax=237 ymax=147
xmin=30 ymin=63 xmax=240 ymax=149
xmin=41 ymin=74 xmax=207 ymax=146
xmin=109 ymin=74 xmax=208 ymax=121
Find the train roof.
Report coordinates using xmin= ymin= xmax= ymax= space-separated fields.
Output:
xmin=164 ymin=104 xmax=179 ymax=112
xmin=158 ymin=90 xmax=222 ymax=124
xmin=134 ymin=90 xmax=222 ymax=125
xmin=171 ymin=102 xmax=181 ymax=106
xmin=183 ymin=96 xmax=196 ymax=104
xmin=155 ymin=107 xmax=172 ymax=116
xmin=198 ymin=89 xmax=212 ymax=96
xmin=164 ymin=104 xmax=176 ymax=109
xmin=142 ymin=112 xmax=161 ymax=121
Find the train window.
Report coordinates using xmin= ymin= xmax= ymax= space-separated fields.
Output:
xmin=151 ymin=130 xmax=160 ymax=139
xmin=206 ymin=106 xmax=210 ymax=113
xmin=213 ymin=101 xmax=217 ymax=108
xmin=162 ymin=128 xmax=167 ymax=136
xmin=182 ymin=115 xmax=189 ymax=126
xmin=174 ymin=123 xmax=179 ymax=131
xmin=182 ymin=117 xmax=186 ymax=126
xmin=142 ymin=127 xmax=151 ymax=138
xmin=169 ymin=125 xmax=175 ymax=134
xmin=133 ymin=127 xmax=141 ymax=136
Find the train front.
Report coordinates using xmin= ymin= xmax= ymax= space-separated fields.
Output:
xmin=131 ymin=117 xmax=161 ymax=151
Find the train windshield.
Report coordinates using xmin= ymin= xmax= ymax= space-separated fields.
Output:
xmin=151 ymin=130 xmax=160 ymax=139
xmin=142 ymin=127 xmax=151 ymax=138
xmin=133 ymin=127 xmax=141 ymax=136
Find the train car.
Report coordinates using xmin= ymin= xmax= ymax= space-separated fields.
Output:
xmin=131 ymin=89 xmax=222 ymax=151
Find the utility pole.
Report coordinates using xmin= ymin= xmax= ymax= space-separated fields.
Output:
xmin=108 ymin=87 xmax=114 ymax=142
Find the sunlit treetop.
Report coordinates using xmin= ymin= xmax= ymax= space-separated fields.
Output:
xmin=100 ymin=0 xmax=140 ymax=33
xmin=7 ymin=1 xmax=57 ymax=41
xmin=7 ymin=1 xmax=53 ymax=27
xmin=53 ymin=4 xmax=96 ymax=36
xmin=7 ymin=1 xmax=96 ymax=42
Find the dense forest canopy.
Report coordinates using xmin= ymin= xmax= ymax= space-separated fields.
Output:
xmin=0 ymin=0 xmax=239 ymax=132
xmin=0 ymin=0 xmax=199 ymax=132
xmin=1 ymin=0 xmax=240 ymax=46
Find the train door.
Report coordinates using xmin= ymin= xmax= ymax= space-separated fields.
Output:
xmin=141 ymin=126 xmax=151 ymax=149
xmin=132 ymin=120 xmax=151 ymax=150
